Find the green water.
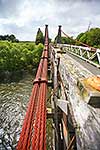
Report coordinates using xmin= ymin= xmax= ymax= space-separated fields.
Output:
xmin=0 ymin=74 xmax=53 ymax=149
xmin=0 ymin=74 xmax=33 ymax=149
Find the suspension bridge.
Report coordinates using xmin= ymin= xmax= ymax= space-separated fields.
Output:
xmin=16 ymin=25 xmax=100 ymax=150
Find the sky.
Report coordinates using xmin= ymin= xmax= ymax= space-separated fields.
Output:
xmin=0 ymin=0 xmax=100 ymax=41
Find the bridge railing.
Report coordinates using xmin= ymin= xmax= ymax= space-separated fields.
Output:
xmin=16 ymin=25 xmax=49 ymax=150
xmin=57 ymin=44 xmax=100 ymax=67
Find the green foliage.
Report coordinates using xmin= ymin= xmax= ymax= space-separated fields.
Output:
xmin=0 ymin=34 xmax=19 ymax=42
xmin=76 ymin=33 xmax=84 ymax=41
xmin=61 ymin=36 xmax=75 ymax=45
xmin=54 ymin=36 xmax=75 ymax=45
xmin=0 ymin=41 xmax=43 ymax=71
xmin=76 ymin=28 xmax=100 ymax=47
xmin=79 ymin=33 xmax=87 ymax=44
xmin=35 ymin=28 xmax=44 ymax=45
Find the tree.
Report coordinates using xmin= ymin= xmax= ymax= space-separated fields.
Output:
xmin=0 ymin=41 xmax=44 ymax=72
xmin=0 ymin=34 xmax=19 ymax=42
xmin=76 ymin=28 xmax=100 ymax=47
xmin=61 ymin=36 xmax=75 ymax=45
xmin=9 ymin=34 xmax=16 ymax=42
xmin=76 ymin=33 xmax=84 ymax=41
xmin=35 ymin=28 xmax=44 ymax=45
xmin=54 ymin=36 xmax=75 ymax=45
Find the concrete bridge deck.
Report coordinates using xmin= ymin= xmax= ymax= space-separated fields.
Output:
xmin=50 ymin=45 xmax=100 ymax=150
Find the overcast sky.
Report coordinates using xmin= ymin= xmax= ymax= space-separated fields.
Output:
xmin=0 ymin=0 xmax=100 ymax=41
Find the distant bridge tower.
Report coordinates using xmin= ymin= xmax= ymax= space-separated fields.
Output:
xmin=57 ymin=25 xmax=62 ymax=44
xmin=45 ymin=24 xmax=48 ymax=39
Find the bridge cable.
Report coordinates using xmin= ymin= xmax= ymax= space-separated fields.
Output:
xmin=61 ymin=30 xmax=96 ymax=51
xmin=16 ymin=25 xmax=49 ymax=150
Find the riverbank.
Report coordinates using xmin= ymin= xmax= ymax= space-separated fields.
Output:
xmin=0 ymin=41 xmax=43 ymax=83
xmin=0 ymin=69 xmax=37 ymax=83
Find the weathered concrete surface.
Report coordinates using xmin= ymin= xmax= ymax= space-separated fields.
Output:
xmin=77 ymin=77 xmax=100 ymax=107
xmin=57 ymin=51 xmax=100 ymax=150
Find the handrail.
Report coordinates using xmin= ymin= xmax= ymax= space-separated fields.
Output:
xmin=16 ymin=25 xmax=49 ymax=150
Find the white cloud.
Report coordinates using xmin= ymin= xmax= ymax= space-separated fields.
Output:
xmin=0 ymin=0 xmax=100 ymax=40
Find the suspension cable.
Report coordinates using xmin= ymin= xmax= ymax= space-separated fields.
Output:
xmin=61 ymin=30 xmax=96 ymax=51
xmin=16 ymin=25 xmax=49 ymax=150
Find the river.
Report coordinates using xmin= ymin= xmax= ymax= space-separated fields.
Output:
xmin=0 ymin=74 xmax=34 ymax=149
xmin=0 ymin=73 xmax=53 ymax=150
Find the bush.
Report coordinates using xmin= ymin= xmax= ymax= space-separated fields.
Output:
xmin=0 ymin=41 xmax=43 ymax=71
xmin=76 ymin=28 xmax=100 ymax=47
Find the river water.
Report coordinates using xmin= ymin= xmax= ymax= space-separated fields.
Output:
xmin=0 ymin=74 xmax=34 ymax=149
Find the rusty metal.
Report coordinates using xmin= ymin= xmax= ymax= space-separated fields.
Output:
xmin=16 ymin=25 xmax=49 ymax=150
xmin=57 ymin=25 xmax=62 ymax=44
xmin=67 ymin=135 xmax=76 ymax=150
